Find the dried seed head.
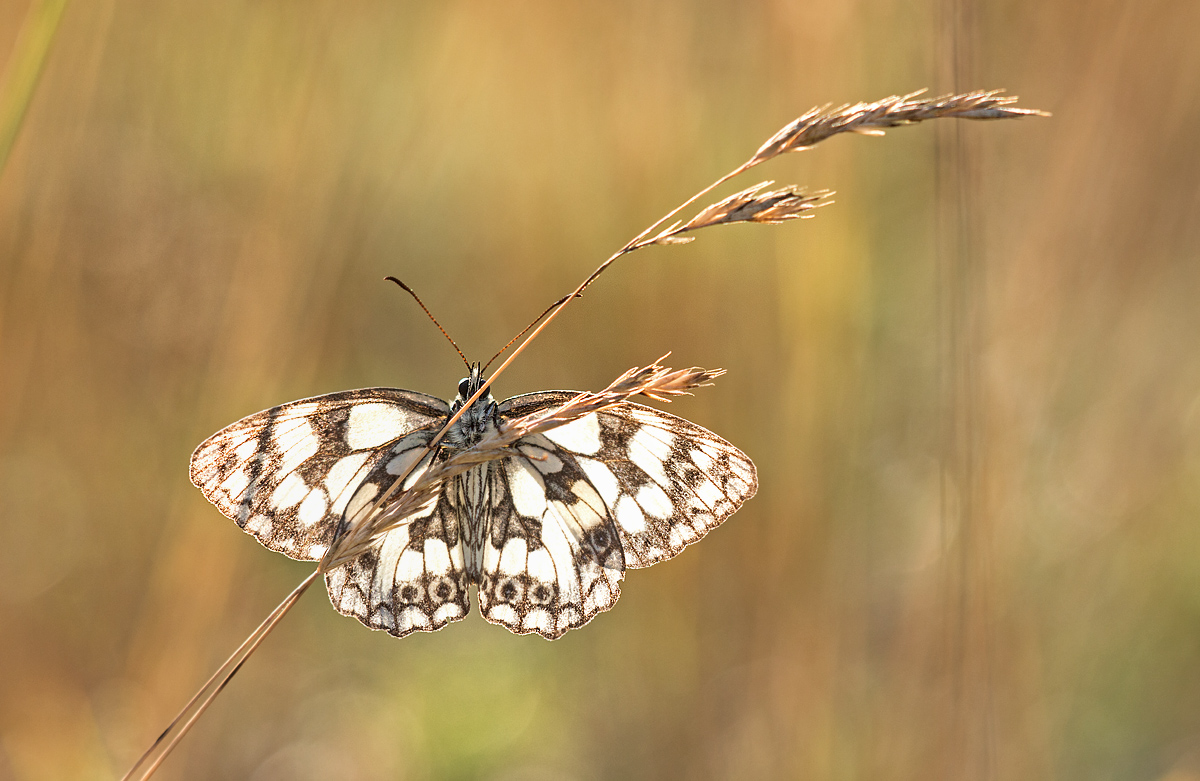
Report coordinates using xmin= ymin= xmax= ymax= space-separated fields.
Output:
xmin=641 ymin=182 xmax=832 ymax=247
xmin=683 ymin=182 xmax=832 ymax=227
xmin=751 ymin=89 xmax=1048 ymax=165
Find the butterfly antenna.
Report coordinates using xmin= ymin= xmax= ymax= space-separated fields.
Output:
xmin=482 ymin=293 xmax=575 ymax=372
xmin=385 ymin=276 xmax=470 ymax=369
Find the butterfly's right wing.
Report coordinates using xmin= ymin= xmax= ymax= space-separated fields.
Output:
xmin=189 ymin=388 xmax=449 ymax=561
xmin=499 ymin=392 xmax=757 ymax=569
xmin=477 ymin=392 xmax=757 ymax=639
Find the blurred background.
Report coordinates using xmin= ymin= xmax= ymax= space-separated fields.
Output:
xmin=2 ymin=0 xmax=1198 ymax=779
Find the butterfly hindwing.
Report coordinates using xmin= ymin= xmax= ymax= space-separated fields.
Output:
xmin=323 ymin=445 xmax=471 ymax=637
xmin=189 ymin=388 xmax=449 ymax=561
xmin=477 ymin=439 xmax=626 ymax=638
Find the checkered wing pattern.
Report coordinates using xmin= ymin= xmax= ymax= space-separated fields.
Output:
xmin=189 ymin=388 xmax=449 ymax=561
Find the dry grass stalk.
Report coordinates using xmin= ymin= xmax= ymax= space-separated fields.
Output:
xmin=324 ymin=88 xmax=1048 ymax=598
xmin=321 ymin=359 xmax=721 ymax=570
xmin=471 ymin=89 xmax=1044 ymax=402
xmin=128 ymin=87 xmax=1045 ymax=780
xmin=615 ymin=90 xmax=1043 ymax=256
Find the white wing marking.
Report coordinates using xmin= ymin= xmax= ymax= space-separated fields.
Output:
xmin=507 ymin=460 xmax=548 ymax=517
xmin=628 ymin=426 xmax=673 ymax=484
xmin=576 ymin=457 xmax=620 ymax=505
xmin=542 ymin=414 xmax=601 ymax=455
xmin=272 ymin=419 xmax=319 ymax=477
xmin=635 ymin=482 xmax=673 ymax=519
xmin=269 ymin=473 xmax=307 ymax=510
xmin=347 ymin=403 xmax=419 ymax=449
xmin=324 ymin=452 xmax=372 ymax=497
xmin=297 ymin=491 xmax=328 ymax=527
xmin=614 ymin=494 xmax=647 ymax=533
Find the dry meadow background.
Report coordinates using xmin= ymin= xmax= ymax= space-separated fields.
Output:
xmin=2 ymin=1 xmax=1199 ymax=779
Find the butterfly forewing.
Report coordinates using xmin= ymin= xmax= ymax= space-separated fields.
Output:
xmin=189 ymin=388 xmax=449 ymax=560
xmin=592 ymin=401 xmax=758 ymax=567
xmin=500 ymin=394 xmax=758 ymax=568
xmin=472 ymin=394 xmax=757 ymax=638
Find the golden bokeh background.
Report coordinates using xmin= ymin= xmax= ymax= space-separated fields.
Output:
xmin=2 ymin=1 xmax=1198 ymax=779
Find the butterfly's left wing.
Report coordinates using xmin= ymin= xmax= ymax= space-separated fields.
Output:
xmin=322 ymin=433 xmax=473 ymax=638
xmin=477 ymin=392 xmax=757 ymax=639
xmin=190 ymin=388 xmax=449 ymax=561
xmin=192 ymin=387 xmax=474 ymax=637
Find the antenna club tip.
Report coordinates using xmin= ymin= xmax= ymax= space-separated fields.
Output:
xmin=384 ymin=276 xmax=413 ymax=293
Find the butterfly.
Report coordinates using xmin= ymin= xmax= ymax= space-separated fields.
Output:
xmin=189 ymin=365 xmax=756 ymax=639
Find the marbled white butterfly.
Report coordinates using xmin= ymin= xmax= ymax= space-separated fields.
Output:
xmin=190 ymin=365 xmax=756 ymax=639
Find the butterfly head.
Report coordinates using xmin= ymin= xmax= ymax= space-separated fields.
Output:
xmin=451 ymin=364 xmax=495 ymax=414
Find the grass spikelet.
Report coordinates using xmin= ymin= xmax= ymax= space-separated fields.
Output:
xmin=751 ymin=89 xmax=1049 ymax=163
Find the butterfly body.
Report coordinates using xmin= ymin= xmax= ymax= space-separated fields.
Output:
xmin=191 ymin=370 xmax=756 ymax=639
xmin=442 ymin=367 xmax=501 ymax=578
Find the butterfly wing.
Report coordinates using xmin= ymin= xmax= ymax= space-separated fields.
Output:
xmin=476 ymin=439 xmax=627 ymax=638
xmin=591 ymin=399 xmax=758 ymax=567
xmin=189 ymin=388 xmax=449 ymax=561
xmin=478 ymin=392 xmax=757 ymax=639
xmin=321 ymin=430 xmax=472 ymax=637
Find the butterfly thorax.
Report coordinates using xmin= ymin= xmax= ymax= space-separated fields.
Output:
xmin=444 ymin=365 xmax=499 ymax=579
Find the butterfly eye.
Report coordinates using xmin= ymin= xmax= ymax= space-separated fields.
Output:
xmin=457 ymin=378 xmax=470 ymax=398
